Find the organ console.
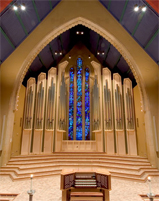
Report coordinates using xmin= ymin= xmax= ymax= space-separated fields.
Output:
xmin=61 ymin=168 xmax=111 ymax=201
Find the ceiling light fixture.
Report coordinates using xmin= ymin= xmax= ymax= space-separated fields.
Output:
xmin=76 ymin=31 xmax=84 ymax=35
xmin=20 ymin=3 xmax=26 ymax=11
xmin=12 ymin=3 xmax=26 ymax=11
xmin=59 ymin=52 xmax=62 ymax=55
xmin=141 ymin=5 xmax=147 ymax=12
xmin=134 ymin=4 xmax=147 ymax=12
xmin=13 ymin=4 xmax=18 ymax=11
xmin=134 ymin=4 xmax=139 ymax=12
xmin=88 ymin=55 xmax=91 ymax=59
xmin=55 ymin=51 xmax=58 ymax=55
xmin=97 ymin=51 xmax=105 ymax=55
xmin=69 ymin=55 xmax=71 ymax=59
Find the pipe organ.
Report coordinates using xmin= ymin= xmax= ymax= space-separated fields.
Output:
xmin=21 ymin=68 xmax=57 ymax=155
xmin=123 ymin=78 xmax=137 ymax=155
xmin=21 ymin=64 xmax=136 ymax=156
xmin=103 ymin=68 xmax=137 ymax=155
xmin=44 ymin=68 xmax=57 ymax=153
xmin=92 ymin=76 xmax=100 ymax=131
xmin=58 ymin=73 xmax=67 ymax=131
xmin=21 ymin=78 xmax=36 ymax=155
xmin=103 ymin=68 xmax=114 ymax=154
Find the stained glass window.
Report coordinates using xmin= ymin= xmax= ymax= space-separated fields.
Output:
xmin=76 ymin=58 xmax=83 ymax=140
xmin=68 ymin=68 xmax=74 ymax=140
xmin=85 ymin=68 xmax=90 ymax=140
xmin=68 ymin=58 xmax=90 ymax=140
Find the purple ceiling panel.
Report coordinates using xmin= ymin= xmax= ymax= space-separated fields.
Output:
xmin=134 ymin=10 xmax=158 ymax=47
xmin=51 ymin=0 xmax=61 ymax=8
xmin=109 ymin=0 xmax=127 ymax=21
xmin=146 ymin=34 xmax=159 ymax=62
xmin=117 ymin=57 xmax=129 ymax=73
xmin=99 ymin=0 xmax=109 ymax=9
xmin=35 ymin=0 xmax=50 ymax=21
xmin=61 ymin=31 xmax=71 ymax=54
xmin=128 ymin=71 xmax=135 ymax=80
xmin=39 ymin=45 xmax=53 ymax=69
xmin=17 ymin=0 xmax=39 ymax=34
xmin=1 ymin=9 xmax=26 ymax=46
xmin=89 ymin=30 xmax=99 ymax=53
xmin=0 ymin=32 xmax=14 ymax=61
xmin=50 ymin=38 xmax=61 ymax=54
xmin=106 ymin=45 xmax=120 ymax=69
xmin=121 ymin=1 xmax=140 ymax=33
xmin=30 ymin=56 xmax=42 ymax=72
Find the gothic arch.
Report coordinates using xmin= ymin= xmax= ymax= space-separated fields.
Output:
xmin=2 ymin=16 xmax=156 ymax=167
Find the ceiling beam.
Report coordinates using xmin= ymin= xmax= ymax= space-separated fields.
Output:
xmin=96 ymin=35 xmax=101 ymax=55
xmin=104 ymin=43 xmax=111 ymax=62
xmin=0 ymin=26 xmax=15 ymax=49
xmin=49 ymin=43 xmax=55 ymax=60
xmin=32 ymin=0 xmax=41 ymax=23
xmin=49 ymin=0 xmax=52 ymax=9
xmin=120 ymin=0 xmax=129 ymax=23
xmin=38 ymin=54 xmax=46 ymax=68
xmin=144 ymin=28 xmax=159 ymax=50
xmin=113 ymin=54 xmax=122 ymax=68
xmin=132 ymin=12 xmax=145 ymax=36
xmin=108 ymin=0 xmax=112 ymax=10
xmin=59 ymin=35 xmax=64 ymax=53
xmin=15 ymin=11 xmax=28 ymax=36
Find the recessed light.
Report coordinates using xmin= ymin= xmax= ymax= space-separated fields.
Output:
xmin=88 ymin=55 xmax=91 ymax=59
xmin=13 ymin=4 xmax=18 ymax=11
xmin=134 ymin=4 xmax=139 ymax=12
xmin=97 ymin=52 xmax=100 ymax=55
xmin=59 ymin=52 xmax=62 ymax=55
xmin=76 ymin=31 xmax=79 ymax=34
xmin=69 ymin=55 xmax=71 ymax=59
xmin=141 ymin=5 xmax=146 ymax=12
xmin=55 ymin=51 xmax=57 ymax=55
xmin=21 ymin=3 xmax=26 ymax=11
xmin=81 ymin=31 xmax=84 ymax=35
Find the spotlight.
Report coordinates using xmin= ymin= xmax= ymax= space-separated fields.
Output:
xmin=76 ymin=31 xmax=79 ymax=34
xmin=97 ymin=52 xmax=100 ymax=55
xmin=55 ymin=51 xmax=57 ymax=55
xmin=20 ymin=3 xmax=26 ymax=10
xmin=102 ymin=51 xmax=105 ymax=55
xmin=69 ymin=55 xmax=71 ymax=59
xmin=13 ymin=4 xmax=18 ymax=11
xmin=88 ymin=55 xmax=91 ymax=59
xmin=134 ymin=4 xmax=139 ymax=12
xmin=141 ymin=5 xmax=147 ymax=12
xmin=147 ymin=176 xmax=151 ymax=182
xmin=81 ymin=31 xmax=84 ymax=35
xmin=59 ymin=52 xmax=62 ymax=55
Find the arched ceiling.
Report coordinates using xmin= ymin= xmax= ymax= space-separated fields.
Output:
xmin=0 ymin=0 xmax=158 ymax=87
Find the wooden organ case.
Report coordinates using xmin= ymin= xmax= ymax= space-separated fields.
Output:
xmin=21 ymin=68 xmax=57 ymax=155
xmin=61 ymin=169 xmax=111 ymax=201
xmin=102 ymin=68 xmax=137 ymax=156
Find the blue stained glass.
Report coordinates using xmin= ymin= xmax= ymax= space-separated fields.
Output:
xmin=68 ymin=68 xmax=74 ymax=140
xmin=85 ymin=68 xmax=90 ymax=140
xmin=76 ymin=58 xmax=83 ymax=140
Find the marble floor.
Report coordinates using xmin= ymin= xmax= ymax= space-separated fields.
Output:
xmin=0 ymin=175 xmax=159 ymax=201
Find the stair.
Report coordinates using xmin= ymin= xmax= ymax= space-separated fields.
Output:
xmin=0 ymin=153 xmax=159 ymax=182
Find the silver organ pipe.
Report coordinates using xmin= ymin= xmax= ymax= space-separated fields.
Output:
xmin=92 ymin=76 xmax=100 ymax=130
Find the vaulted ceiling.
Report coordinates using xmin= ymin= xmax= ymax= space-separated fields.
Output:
xmin=1 ymin=0 xmax=158 ymax=87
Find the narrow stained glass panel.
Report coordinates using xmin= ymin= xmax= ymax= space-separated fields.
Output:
xmin=85 ymin=68 xmax=90 ymax=140
xmin=76 ymin=58 xmax=83 ymax=140
xmin=68 ymin=68 xmax=74 ymax=140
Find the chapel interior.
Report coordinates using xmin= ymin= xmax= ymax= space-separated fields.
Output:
xmin=0 ymin=0 xmax=159 ymax=201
